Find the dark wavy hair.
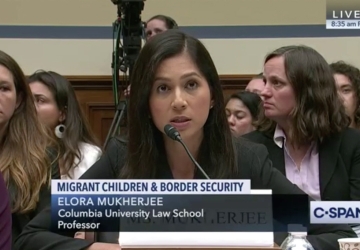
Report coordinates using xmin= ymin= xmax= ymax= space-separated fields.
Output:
xmin=28 ymin=71 xmax=100 ymax=178
xmin=121 ymin=29 xmax=236 ymax=179
xmin=330 ymin=61 xmax=360 ymax=128
xmin=256 ymin=45 xmax=350 ymax=145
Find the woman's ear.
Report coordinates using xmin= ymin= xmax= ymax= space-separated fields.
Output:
xmin=59 ymin=109 xmax=66 ymax=123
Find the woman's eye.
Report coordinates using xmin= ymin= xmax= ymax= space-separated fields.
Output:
xmin=187 ymin=81 xmax=198 ymax=89
xmin=157 ymin=85 xmax=169 ymax=92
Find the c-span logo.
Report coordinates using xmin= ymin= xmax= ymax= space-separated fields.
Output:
xmin=310 ymin=201 xmax=360 ymax=224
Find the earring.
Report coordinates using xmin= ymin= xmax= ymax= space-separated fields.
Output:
xmin=55 ymin=124 xmax=66 ymax=138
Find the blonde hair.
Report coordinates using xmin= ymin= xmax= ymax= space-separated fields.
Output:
xmin=0 ymin=50 xmax=56 ymax=214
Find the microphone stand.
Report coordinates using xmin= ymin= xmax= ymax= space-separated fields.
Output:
xmin=93 ymin=1 xmax=144 ymax=242
xmin=103 ymin=63 xmax=133 ymax=149
xmin=112 ymin=6 xmax=122 ymax=108
xmin=104 ymin=101 xmax=126 ymax=148
xmin=104 ymin=6 xmax=124 ymax=149
xmin=103 ymin=0 xmax=144 ymax=149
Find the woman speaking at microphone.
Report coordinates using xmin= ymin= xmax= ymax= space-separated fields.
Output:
xmin=14 ymin=30 xmax=356 ymax=250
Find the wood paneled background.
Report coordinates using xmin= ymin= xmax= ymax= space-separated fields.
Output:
xmin=69 ymin=75 xmax=252 ymax=146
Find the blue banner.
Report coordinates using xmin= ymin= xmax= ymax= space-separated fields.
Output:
xmin=50 ymin=194 xmax=309 ymax=232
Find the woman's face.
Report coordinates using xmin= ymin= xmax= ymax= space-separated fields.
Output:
xmin=261 ymin=56 xmax=296 ymax=125
xmin=0 ymin=65 xmax=19 ymax=132
xmin=145 ymin=19 xmax=168 ymax=41
xmin=334 ymin=73 xmax=357 ymax=126
xmin=29 ymin=81 xmax=64 ymax=130
xmin=149 ymin=52 xmax=213 ymax=142
xmin=226 ymin=98 xmax=254 ymax=137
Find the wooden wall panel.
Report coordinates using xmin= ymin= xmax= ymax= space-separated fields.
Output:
xmin=68 ymin=75 xmax=252 ymax=146
xmin=85 ymin=103 xmax=115 ymax=144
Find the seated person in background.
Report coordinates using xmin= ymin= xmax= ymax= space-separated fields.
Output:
xmin=245 ymin=72 xmax=264 ymax=95
xmin=145 ymin=14 xmax=178 ymax=41
xmin=0 ymin=50 xmax=59 ymax=245
xmin=28 ymin=71 xmax=102 ymax=240
xmin=243 ymin=45 xmax=360 ymax=205
xmin=330 ymin=61 xmax=360 ymax=129
xmin=14 ymin=30 xmax=357 ymax=250
xmin=225 ymin=91 xmax=261 ymax=137
xmin=0 ymin=172 xmax=11 ymax=250
xmin=124 ymin=14 xmax=178 ymax=97
xmin=330 ymin=61 xmax=360 ymax=237
xmin=28 ymin=71 xmax=102 ymax=180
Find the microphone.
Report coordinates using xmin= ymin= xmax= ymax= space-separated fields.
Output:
xmin=164 ymin=124 xmax=210 ymax=179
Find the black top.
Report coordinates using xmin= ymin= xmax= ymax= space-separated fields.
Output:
xmin=11 ymin=148 xmax=60 ymax=246
xmin=0 ymin=172 xmax=11 ymax=250
xmin=243 ymin=128 xmax=360 ymax=201
xmin=14 ymin=137 xmax=356 ymax=250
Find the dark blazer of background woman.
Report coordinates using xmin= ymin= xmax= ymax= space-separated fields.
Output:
xmin=14 ymin=137 xmax=357 ymax=250
xmin=243 ymin=128 xmax=360 ymax=201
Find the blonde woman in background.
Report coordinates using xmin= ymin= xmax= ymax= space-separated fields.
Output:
xmin=0 ymin=50 xmax=59 ymax=246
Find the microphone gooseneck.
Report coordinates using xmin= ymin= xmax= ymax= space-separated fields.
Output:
xmin=164 ymin=124 xmax=210 ymax=180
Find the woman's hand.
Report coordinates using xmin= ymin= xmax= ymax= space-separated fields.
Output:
xmin=74 ymin=231 xmax=96 ymax=241
xmin=74 ymin=232 xmax=85 ymax=239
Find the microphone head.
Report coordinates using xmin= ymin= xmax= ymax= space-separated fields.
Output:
xmin=164 ymin=124 xmax=181 ymax=141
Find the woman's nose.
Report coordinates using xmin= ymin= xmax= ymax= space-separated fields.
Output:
xmin=228 ymin=115 xmax=236 ymax=125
